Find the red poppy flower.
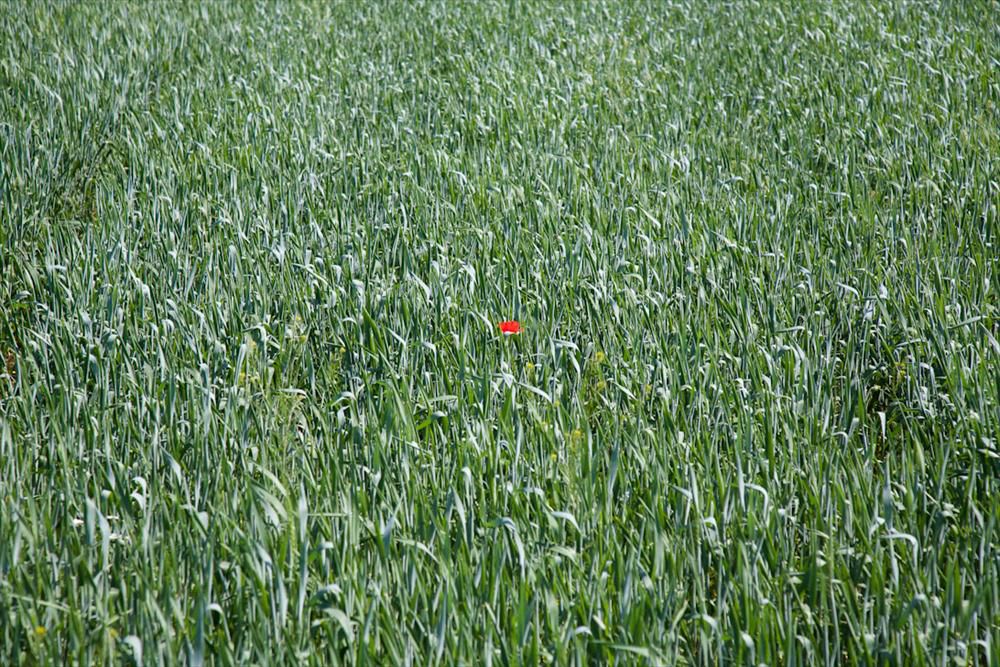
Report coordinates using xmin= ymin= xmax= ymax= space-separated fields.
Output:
xmin=498 ymin=320 xmax=521 ymax=335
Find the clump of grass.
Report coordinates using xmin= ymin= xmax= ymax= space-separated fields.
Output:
xmin=1 ymin=0 xmax=998 ymax=664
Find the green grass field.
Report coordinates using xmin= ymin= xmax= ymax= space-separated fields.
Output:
xmin=2 ymin=1 xmax=998 ymax=664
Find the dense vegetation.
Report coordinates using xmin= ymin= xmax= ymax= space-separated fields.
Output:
xmin=1 ymin=1 xmax=998 ymax=664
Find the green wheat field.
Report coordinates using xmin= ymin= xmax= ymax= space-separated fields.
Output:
xmin=1 ymin=1 xmax=998 ymax=664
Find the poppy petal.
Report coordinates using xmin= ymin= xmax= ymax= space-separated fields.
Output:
xmin=498 ymin=320 xmax=521 ymax=335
